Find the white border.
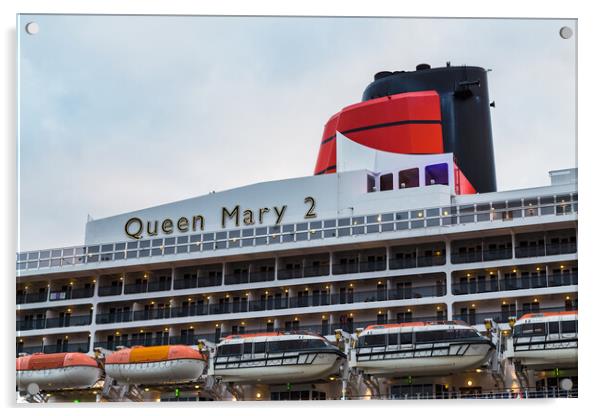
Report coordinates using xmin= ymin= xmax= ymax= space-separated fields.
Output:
xmin=2 ymin=1 xmax=600 ymax=415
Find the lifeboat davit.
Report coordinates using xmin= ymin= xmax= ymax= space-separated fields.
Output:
xmin=16 ymin=352 xmax=101 ymax=391
xmin=506 ymin=310 xmax=578 ymax=370
xmin=105 ymin=345 xmax=207 ymax=384
xmin=212 ymin=332 xmax=345 ymax=384
xmin=351 ymin=321 xmax=494 ymax=377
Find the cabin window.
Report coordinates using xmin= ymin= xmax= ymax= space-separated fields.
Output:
xmin=548 ymin=322 xmax=560 ymax=334
xmin=387 ymin=333 xmax=399 ymax=345
xmin=425 ymin=163 xmax=449 ymax=186
xmin=360 ymin=334 xmax=386 ymax=347
xmin=561 ymin=320 xmax=577 ymax=334
xmin=399 ymin=168 xmax=419 ymax=189
xmin=367 ymin=175 xmax=376 ymax=193
xmin=254 ymin=342 xmax=266 ymax=354
xmin=218 ymin=344 xmax=242 ymax=356
xmin=400 ymin=333 xmax=413 ymax=344
xmin=243 ymin=343 xmax=253 ymax=354
xmin=380 ymin=173 xmax=393 ymax=191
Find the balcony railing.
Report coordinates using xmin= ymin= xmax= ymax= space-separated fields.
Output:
xmin=451 ymin=248 xmax=512 ymax=264
xmin=389 ymin=255 xmax=446 ymax=270
xmin=17 ymin=192 xmax=577 ymax=272
xmin=452 ymin=272 xmax=577 ymax=295
xmin=98 ymin=285 xmax=123 ymax=296
xmin=17 ymin=314 xmax=92 ymax=331
xmin=332 ymin=260 xmax=387 ymax=275
xmin=94 ymin=285 xmax=445 ymax=325
xmin=16 ymin=292 xmax=48 ymax=304
xmin=516 ymin=242 xmax=577 ymax=258
xmin=224 ymin=271 xmax=275 ymax=285
xmin=452 ymin=305 xmax=571 ymax=325
xmin=123 ymin=280 xmax=171 ymax=294
xmin=42 ymin=342 xmax=90 ymax=354
xmin=49 ymin=287 xmax=94 ymax=301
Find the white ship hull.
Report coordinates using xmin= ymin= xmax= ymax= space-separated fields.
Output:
xmin=105 ymin=359 xmax=206 ymax=384
xmin=214 ymin=352 xmax=342 ymax=384
xmin=17 ymin=366 xmax=101 ymax=391
xmin=354 ymin=343 xmax=492 ymax=377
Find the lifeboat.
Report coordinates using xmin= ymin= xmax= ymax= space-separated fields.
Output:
xmin=506 ymin=310 xmax=578 ymax=370
xmin=212 ymin=332 xmax=345 ymax=384
xmin=105 ymin=345 xmax=207 ymax=384
xmin=350 ymin=321 xmax=494 ymax=377
xmin=16 ymin=352 xmax=101 ymax=391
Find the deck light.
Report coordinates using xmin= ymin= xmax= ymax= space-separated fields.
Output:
xmin=443 ymin=211 xmax=448 ymax=216
xmin=256 ymin=392 xmax=262 ymax=399
xmin=471 ymin=304 xmax=476 ymax=308
xmin=264 ymin=291 xmax=269 ymax=295
xmin=560 ymin=265 xmax=565 ymax=269
xmin=92 ymin=280 xmax=96 ymax=283
xmin=164 ymin=328 xmax=168 ymax=331
xmin=349 ymin=313 xmax=354 ymax=317
xmin=144 ymin=388 xmax=150 ymax=392
xmin=565 ymin=296 xmax=571 ymax=300
xmin=245 ymin=293 xmax=250 ymax=296
xmin=407 ymin=308 xmax=411 ymax=312
xmin=140 ymin=329 xmax=144 ymax=333
xmin=467 ymin=380 xmax=473 ymax=387
xmin=536 ymin=267 xmax=540 ymax=271
xmin=267 ymin=319 xmax=272 ymax=323
xmin=437 ymin=306 xmax=441 ymax=310
xmin=378 ymin=281 xmax=382 ymax=285
xmin=378 ymin=311 xmax=382 ymax=314
xmin=195 ymin=385 xmax=200 ymax=389
xmin=418 ymin=212 xmax=423 ymax=218
xmin=329 ymin=376 xmax=336 ymax=381
xmin=512 ymin=269 xmax=517 ymax=273
xmin=150 ymin=301 xmax=155 ymax=305
xmin=67 ymin=308 xmax=71 ymax=312
xmin=467 ymin=273 xmax=471 ymax=277
xmin=241 ymin=322 xmax=245 ymax=326
xmin=502 ymin=301 xmax=507 ymax=305
xmin=188 ymin=298 xmax=192 ymax=301
xmin=322 ymin=315 xmax=326 ymax=319
xmin=116 ymin=332 xmax=120 ymax=335
xmin=534 ymin=298 xmax=538 ymax=303
xmin=215 ymin=324 xmax=219 ymax=327
xmin=349 ymin=283 xmax=353 ymax=287
xmin=294 ymin=317 xmax=299 ymax=321
xmin=226 ymin=294 xmax=230 ymax=298
xmin=69 ymin=282 xmax=74 ymax=285
xmin=476 ymin=368 xmax=482 ymax=373
xmin=489 ymin=271 xmax=494 ymax=275
xmin=65 ymin=336 xmax=69 ymax=339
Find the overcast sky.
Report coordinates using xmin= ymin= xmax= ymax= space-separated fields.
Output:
xmin=17 ymin=15 xmax=576 ymax=251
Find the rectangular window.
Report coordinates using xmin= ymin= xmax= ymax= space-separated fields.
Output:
xmin=399 ymin=168 xmax=419 ymax=189
xmin=380 ymin=173 xmax=393 ymax=191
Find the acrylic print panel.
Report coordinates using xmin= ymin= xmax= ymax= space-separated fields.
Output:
xmin=16 ymin=15 xmax=577 ymax=403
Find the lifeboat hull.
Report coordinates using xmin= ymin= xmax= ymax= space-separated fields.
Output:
xmin=354 ymin=342 xmax=493 ymax=377
xmin=105 ymin=358 xmax=205 ymax=384
xmin=214 ymin=352 xmax=343 ymax=384
xmin=512 ymin=347 xmax=577 ymax=370
xmin=17 ymin=366 xmax=101 ymax=391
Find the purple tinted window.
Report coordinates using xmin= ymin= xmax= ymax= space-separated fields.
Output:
xmin=426 ymin=163 xmax=449 ymax=186
xmin=398 ymin=168 xmax=419 ymax=189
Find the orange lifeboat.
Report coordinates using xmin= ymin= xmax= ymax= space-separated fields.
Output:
xmin=105 ymin=345 xmax=207 ymax=384
xmin=16 ymin=352 xmax=101 ymax=391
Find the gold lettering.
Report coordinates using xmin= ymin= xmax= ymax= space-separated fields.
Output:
xmin=125 ymin=217 xmax=143 ymax=239
xmin=259 ymin=207 xmax=270 ymax=224
xmin=162 ymin=219 xmax=173 ymax=234
xmin=147 ymin=220 xmax=159 ymax=236
xmin=192 ymin=215 xmax=204 ymax=231
xmin=274 ymin=205 xmax=287 ymax=224
xmin=243 ymin=209 xmax=255 ymax=225
xmin=177 ymin=217 xmax=189 ymax=232
xmin=222 ymin=206 xmax=240 ymax=228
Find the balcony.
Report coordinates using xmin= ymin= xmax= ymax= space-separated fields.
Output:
xmin=49 ymin=287 xmax=94 ymax=301
xmin=332 ymin=260 xmax=387 ymax=275
xmin=42 ymin=342 xmax=90 ymax=354
xmin=173 ymin=274 xmax=222 ymax=290
xmin=93 ymin=284 xmax=444 ymax=325
xmin=451 ymin=272 xmax=577 ymax=295
xmin=123 ymin=280 xmax=171 ymax=295
xmin=17 ymin=314 xmax=92 ymax=331
xmin=451 ymin=248 xmax=512 ymax=264
xmin=277 ymin=264 xmax=331 ymax=280
xmin=389 ymin=255 xmax=445 ymax=270
xmin=16 ymin=291 xmax=48 ymax=304
xmin=453 ymin=305 xmax=572 ymax=325
xmin=98 ymin=285 xmax=123 ymax=296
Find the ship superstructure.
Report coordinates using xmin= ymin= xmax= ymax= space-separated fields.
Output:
xmin=16 ymin=64 xmax=577 ymax=402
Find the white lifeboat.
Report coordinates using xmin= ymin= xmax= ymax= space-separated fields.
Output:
xmin=212 ymin=332 xmax=345 ymax=384
xmin=105 ymin=345 xmax=207 ymax=384
xmin=16 ymin=352 xmax=101 ymax=391
xmin=350 ymin=321 xmax=494 ymax=377
xmin=505 ymin=310 xmax=578 ymax=370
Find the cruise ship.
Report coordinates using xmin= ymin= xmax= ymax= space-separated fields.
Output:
xmin=16 ymin=63 xmax=577 ymax=402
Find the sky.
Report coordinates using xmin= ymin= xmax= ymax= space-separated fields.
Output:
xmin=17 ymin=15 xmax=576 ymax=252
